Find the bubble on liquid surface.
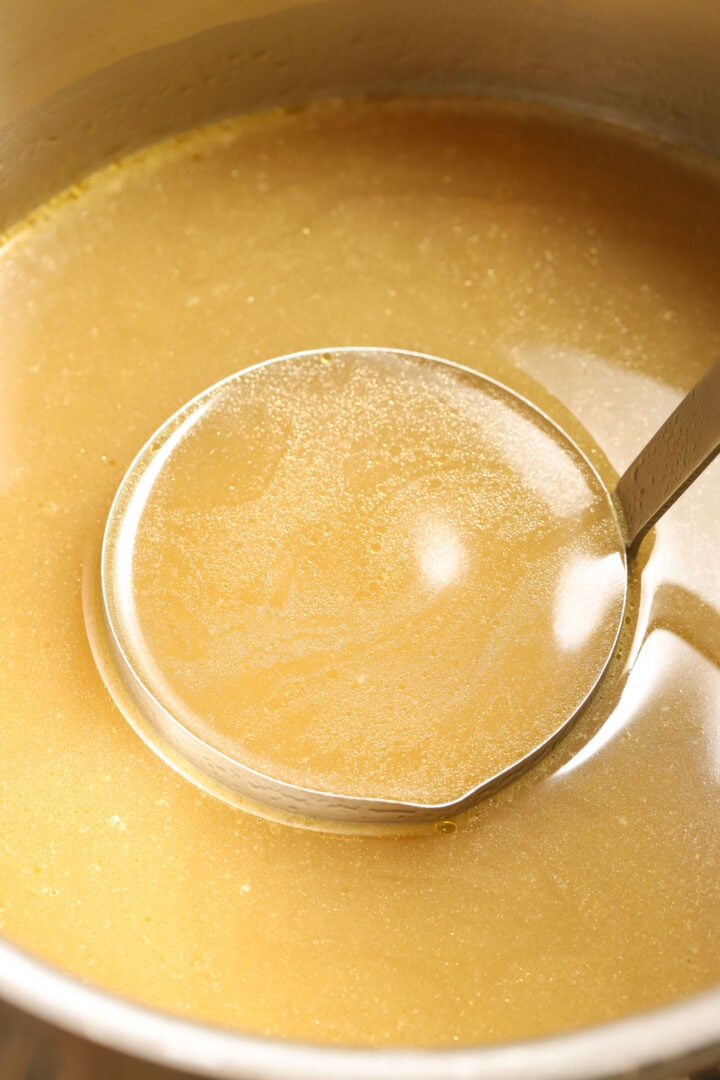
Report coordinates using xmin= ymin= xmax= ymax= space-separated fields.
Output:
xmin=104 ymin=350 xmax=626 ymax=803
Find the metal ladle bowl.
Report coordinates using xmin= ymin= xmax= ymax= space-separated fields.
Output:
xmin=96 ymin=349 xmax=720 ymax=828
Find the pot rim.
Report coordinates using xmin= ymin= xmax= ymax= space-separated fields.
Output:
xmin=1 ymin=934 xmax=719 ymax=1080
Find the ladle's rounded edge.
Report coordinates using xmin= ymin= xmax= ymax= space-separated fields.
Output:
xmin=98 ymin=346 xmax=629 ymax=829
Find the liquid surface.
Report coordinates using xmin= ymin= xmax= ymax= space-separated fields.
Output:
xmin=0 ymin=99 xmax=719 ymax=1046
xmin=106 ymin=349 xmax=624 ymax=804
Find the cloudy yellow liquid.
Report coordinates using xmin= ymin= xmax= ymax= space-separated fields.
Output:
xmin=107 ymin=348 xmax=625 ymax=806
xmin=0 ymin=99 xmax=718 ymax=1046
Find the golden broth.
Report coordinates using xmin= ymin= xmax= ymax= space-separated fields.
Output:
xmin=0 ymin=99 xmax=718 ymax=1046
xmin=105 ymin=348 xmax=625 ymax=805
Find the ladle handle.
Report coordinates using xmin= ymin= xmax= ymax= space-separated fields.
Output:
xmin=615 ymin=358 xmax=720 ymax=551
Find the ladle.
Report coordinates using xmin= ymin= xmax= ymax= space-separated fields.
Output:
xmin=99 ymin=349 xmax=720 ymax=827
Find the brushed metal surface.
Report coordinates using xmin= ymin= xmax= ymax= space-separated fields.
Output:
xmin=616 ymin=358 xmax=720 ymax=548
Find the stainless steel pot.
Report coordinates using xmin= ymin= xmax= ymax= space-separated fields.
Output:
xmin=1 ymin=2 xmax=719 ymax=1077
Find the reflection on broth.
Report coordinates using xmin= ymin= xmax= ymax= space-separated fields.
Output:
xmin=0 ymin=98 xmax=718 ymax=1047
xmin=103 ymin=349 xmax=625 ymax=804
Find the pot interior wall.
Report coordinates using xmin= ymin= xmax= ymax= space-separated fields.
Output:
xmin=1 ymin=0 xmax=719 ymax=232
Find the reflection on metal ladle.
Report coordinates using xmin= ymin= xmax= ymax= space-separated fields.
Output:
xmin=98 ymin=350 xmax=720 ymax=827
